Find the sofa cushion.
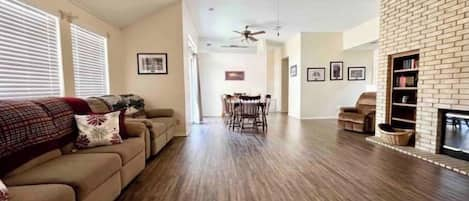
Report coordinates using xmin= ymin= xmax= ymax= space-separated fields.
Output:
xmin=6 ymin=149 xmax=61 ymax=178
xmin=338 ymin=112 xmax=366 ymax=124
xmin=150 ymin=117 xmax=177 ymax=131
xmin=127 ymin=119 xmax=166 ymax=138
xmin=8 ymin=184 xmax=75 ymax=201
xmin=3 ymin=153 xmax=121 ymax=200
xmin=68 ymin=136 xmax=144 ymax=165
xmin=0 ymin=98 xmax=75 ymax=177
xmin=74 ymin=111 xmax=123 ymax=148
xmin=86 ymin=97 xmax=111 ymax=113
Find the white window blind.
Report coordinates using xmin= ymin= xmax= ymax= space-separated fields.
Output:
xmin=71 ymin=24 xmax=109 ymax=97
xmin=0 ymin=0 xmax=62 ymax=99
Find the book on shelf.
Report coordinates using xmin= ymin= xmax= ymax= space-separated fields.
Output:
xmin=396 ymin=75 xmax=416 ymax=87
xmin=402 ymin=59 xmax=418 ymax=69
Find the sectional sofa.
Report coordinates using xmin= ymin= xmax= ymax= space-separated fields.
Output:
xmin=0 ymin=96 xmax=177 ymax=201
xmin=86 ymin=95 xmax=177 ymax=158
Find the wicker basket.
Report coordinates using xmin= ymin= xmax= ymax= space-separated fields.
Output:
xmin=377 ymin=124 xmax=414 ymax=146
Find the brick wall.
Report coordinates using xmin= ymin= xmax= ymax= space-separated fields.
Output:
xmin=377 ymin=0 xmax=469 ymax=153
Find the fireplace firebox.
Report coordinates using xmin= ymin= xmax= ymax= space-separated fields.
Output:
xmin=440 ymin=110 xmax=469 ymax=161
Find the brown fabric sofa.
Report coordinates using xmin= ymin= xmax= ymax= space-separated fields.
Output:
xmin=4 ymin=122 xmax=146 ymax=201
xmin=1 ymin=98 xmax=147 ymax=201
xmin=86 ymin=95 xmax=177 ymax=158
xmin=338 ymin=92 xmax=376 ymax=133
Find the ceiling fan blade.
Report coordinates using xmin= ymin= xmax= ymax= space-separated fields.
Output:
xmin=233 ymin=30 xmax=243 ymax=34
xmin=250 ymin=31 xmax=266 ymax=35
xmin=248 ymin=37 xmax=258 ymax=42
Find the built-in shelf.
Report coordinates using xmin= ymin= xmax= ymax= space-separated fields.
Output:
xmin=388 ymin=50 xmax=420 ymax=133
xmin=394 ymin=68 xmax=419 ymax=73
xmin=393 ymin=87 xmax=418 ymax=90
xmin=392 ymin=117 xmax=416 ymax=124
xmin=393 ymin=103 xmax=417 ymax=107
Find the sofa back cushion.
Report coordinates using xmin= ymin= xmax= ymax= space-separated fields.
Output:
xmin=356 ymin=92 xmax=376 ymax=114
xmin=0 ymin=98 xmax=75 ymax=177
xmin=86 ymin=97 xmax=112 ymax=113
xmin=87 ymin=94 xmax=146 ymax=118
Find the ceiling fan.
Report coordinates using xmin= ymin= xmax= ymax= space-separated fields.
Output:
xmin=233 ymin=25 xmax=266 ymax=42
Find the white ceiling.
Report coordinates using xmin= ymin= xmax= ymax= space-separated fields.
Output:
xmin=187 ymin=0 xmax=379 ymax=42
xmin=69 ymin=0 xmax=177 ymax=28
xmin=69 ymin=0 xmax=379 ymax=44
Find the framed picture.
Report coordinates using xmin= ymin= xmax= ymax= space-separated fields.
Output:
xmin=225 ymin=71 xmax=245 ymax=81
xmin=137 ymin=53 xmax=168 ymax=74
xmin=290 ymin=65 xmax=297 ymax=77
xmin=330 ymin=61 xmax=343 ymax=80
xmin=348 ymin=67 xmax=366 ymax=81
xmin=307 ymin=67 xmax=326 ymax=81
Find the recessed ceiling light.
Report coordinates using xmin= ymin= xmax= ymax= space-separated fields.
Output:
xmin=208 ymin=8 xmax=215 ymax=12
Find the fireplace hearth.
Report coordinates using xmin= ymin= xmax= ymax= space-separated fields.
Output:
xmin=440 ymin=110 xmax=469 ymax=161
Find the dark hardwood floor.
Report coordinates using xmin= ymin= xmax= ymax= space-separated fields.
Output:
xmin=118 ymin=114 xmax=469 ymax=201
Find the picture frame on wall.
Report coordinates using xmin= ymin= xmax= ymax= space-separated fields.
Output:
xmin=290 ymin=65 xmax=297 ymax=77
xmin=307 ymin=67 xmax=326 ymax=82
xmin=348 ymin=67 xmax=366 ymax=81
xmin=225 ymin=71 xmax=245 ymax=81
xmin=330 ymin=61 xmax=343 ymax=80
xmin=137 ymin=53 xmax=168 ymax=75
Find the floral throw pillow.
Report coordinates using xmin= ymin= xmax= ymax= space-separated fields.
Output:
xmin=0 ymin=180 xmax=7 ymax=201
xmin=74 ymin=111 xmax=123 ymax=149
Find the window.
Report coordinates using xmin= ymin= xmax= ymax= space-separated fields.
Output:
xmin=71 ymin=24 xmax=109 ymax=97
xmin=0 ymin=0 xmax=62 ymax=99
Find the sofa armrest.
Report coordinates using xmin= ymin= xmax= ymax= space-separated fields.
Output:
xmin=340 ymin=107 xmax=358 ymax=113
xmin=126 ymin=118 xmax=153 ymax=128
xmin=145 ymin=108 xmax=174 ymax=118
xmin=125 ymin=121 xmax=147 ymax=137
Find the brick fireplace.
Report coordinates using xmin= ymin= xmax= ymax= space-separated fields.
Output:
xmin=376 ymin=0 xmax=469 ymax=154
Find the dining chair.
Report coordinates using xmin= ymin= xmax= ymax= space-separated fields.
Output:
xmin=237 ymin=96 xmax=262 ymax=131
xmin=222 ymin=94 xmax=235 ymax=126
xmin=261 ymin=94 xmax=272 ymax=130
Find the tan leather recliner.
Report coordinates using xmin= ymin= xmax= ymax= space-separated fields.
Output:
xmin=338 ymin=92 xmax=376 ymax=133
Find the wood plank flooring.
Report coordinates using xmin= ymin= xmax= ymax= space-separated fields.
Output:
xmin=118 ymin=114 xmax=469 ymax=201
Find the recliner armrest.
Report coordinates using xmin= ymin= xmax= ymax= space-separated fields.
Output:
xmin=125 ymin=121 xmax=147 ymax=137
xmin=145 ymin=108 xmax=174 ymax=118
xmin=340 ymin=107 xmax=358 ymax=113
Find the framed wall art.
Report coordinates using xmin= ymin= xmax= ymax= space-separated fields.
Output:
xmin=225 ymin=71 xmax=245 ymax=81
xmin=330 ymin=61 xmax=343 ymax=80
xmin=137 ymin=53 xmax=168 ymax=75
xmin=307 ymin=67 xmax=326 ymax=82
xmin=290 ymin=65 xmax=297 ymax=77
xmin=348 ymin=67 xmax=366 ymax=81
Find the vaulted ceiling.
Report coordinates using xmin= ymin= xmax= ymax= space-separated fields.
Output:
xmin=186 ymin=0 xmax=379 ymax=42
xmin=69 ymin=0 xmax=379 ymax=43
xmin=69 ymin=0 xmax=178 ymax=28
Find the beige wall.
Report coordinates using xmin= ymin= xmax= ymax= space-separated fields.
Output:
xmin=21 ymin=0 xmax=125 ymax=96
xmin=122 ymin=2 xmax=187 ymax=135
xmin=343 ymin=17 xmax=379 ymax=50
xmin=283 ymin=34 xmax=302 ymax=119
xmin=265 ymin=41 xmax=283 ymax=112
xmin=199 ymin=52 xmax=266 ymax=116
xmin=283 ymin=32 xmax=374 ymax=119
xmin=301 ymin=32 xmax=373 ymax=118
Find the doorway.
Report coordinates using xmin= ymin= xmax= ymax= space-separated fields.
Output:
xmin=188 ymin=37 xmax=202 ymax=124
xmin=281 ymin=57 xmax=289 ymax=113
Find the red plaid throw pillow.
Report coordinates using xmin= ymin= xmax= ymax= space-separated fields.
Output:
xmin=0 ymin=180 xmax=7 ymax=201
